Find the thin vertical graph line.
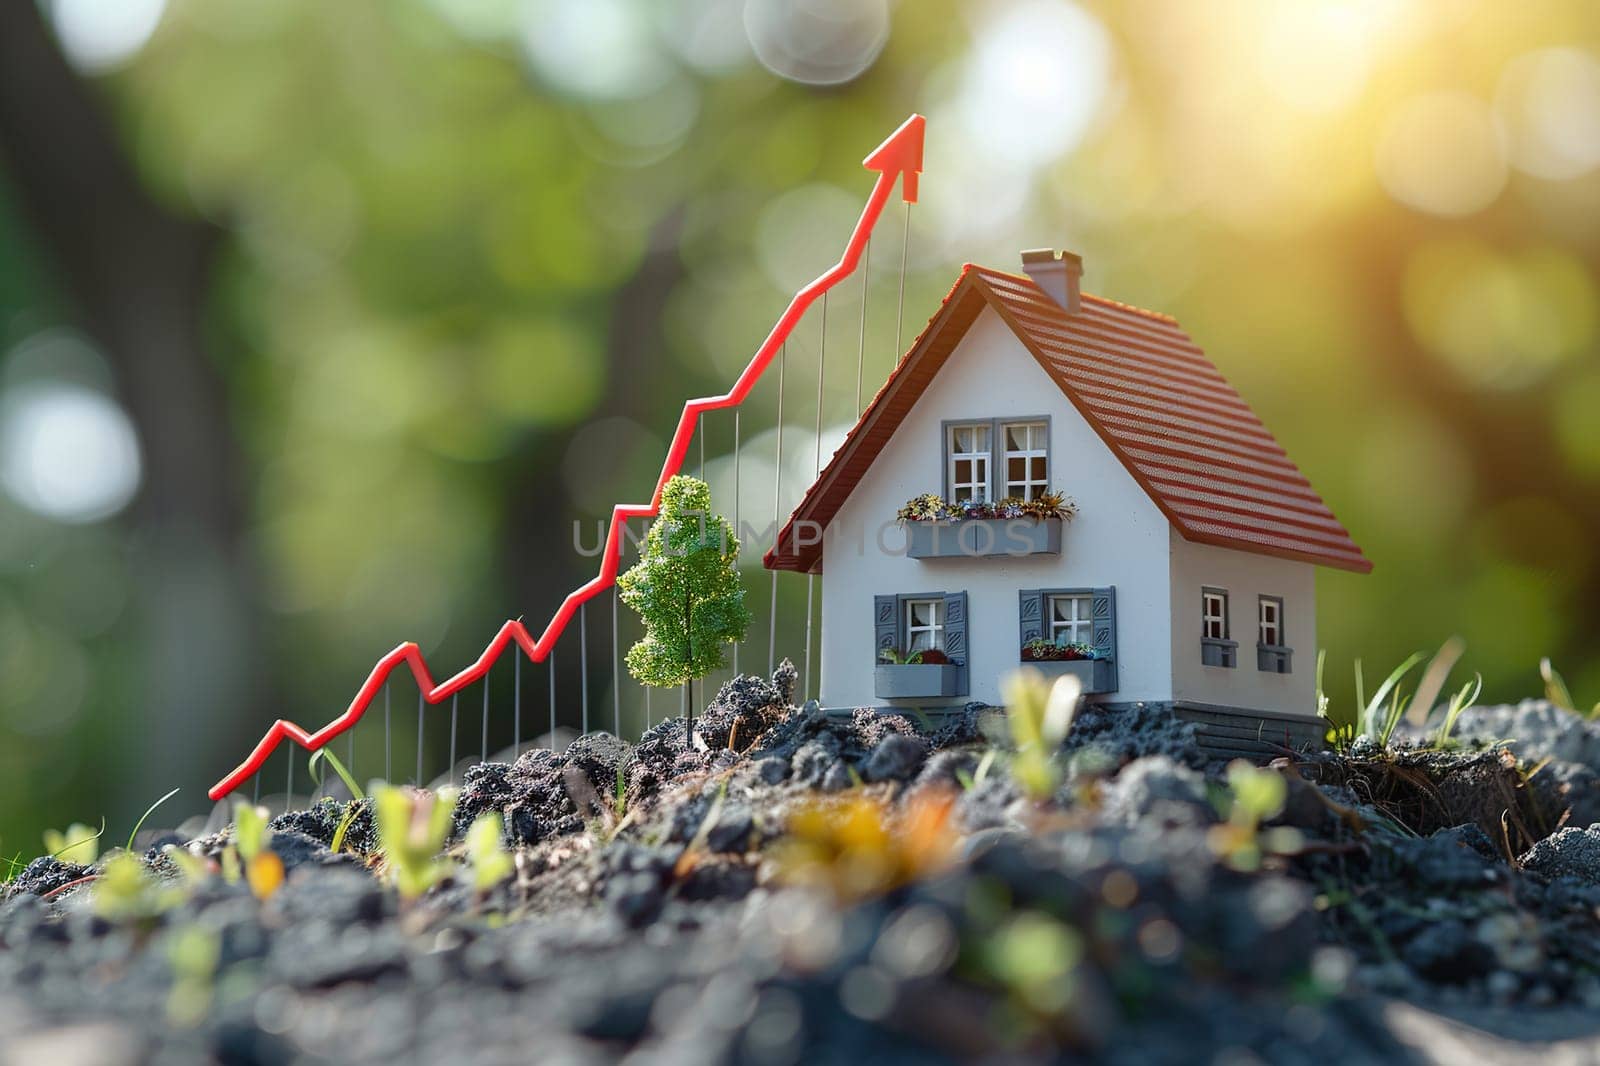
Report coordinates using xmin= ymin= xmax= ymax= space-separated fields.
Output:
xmin=547 ymin=650 xmax=556 ymax=751
xmin=580 ymin=602 xmax=589 ymax=734
xmin=449 ymin=694 xmax=458 ymax=784
xmin=769 ymin=343 xmax=785 ymax=676
xmin=612 ymin=582 xmax=621 ymax=736
xmin=384 ymin=682 xmax=391 ymax=784
xmin=856 ymin=235 xmax=871 ymax=414
xmin=481 ymin=679 xmax=489 ymax=764
xmin=805 ymin=293 xmax=827 ymax=703
xmin=731 ymin=407 xmax=740 ymax=677
xmin=896 ymin=200 xmax=910 ymax=358
xmin=416 ymin=692 xmax=425 ymax=785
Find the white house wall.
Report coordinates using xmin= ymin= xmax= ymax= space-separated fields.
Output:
xmin=818 ymin=306 xmax=1174 ymax=709
xmin=1167 ymin=530 xmax=1318 ymax=717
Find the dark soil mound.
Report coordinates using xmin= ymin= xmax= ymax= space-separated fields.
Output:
xmin=6 ymin=680 xmax=1600 ymax=1063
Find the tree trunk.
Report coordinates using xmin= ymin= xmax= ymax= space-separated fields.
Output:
xmin=0 ymin=4 xmax=279 ymax=818
xmin=683 ymin=589 xmax=694 ymax=746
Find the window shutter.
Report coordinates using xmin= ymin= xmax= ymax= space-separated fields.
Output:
xmin=942 ymin=590 xmax=969 ymax=697
xmin=874 ymin=595 xmax=899 ymax=660
xmin=1018 ymin=589 xmax=1045 ymax=647
xmin=1092 ymin=587 xmax=1117 ymax=690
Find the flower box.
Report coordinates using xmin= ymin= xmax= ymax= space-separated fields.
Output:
xmin=1020 ymin=657 xmax=1117 ymax=694
xmin=1257 ymin=645 xmax=1293 ymax=674
xmin=1201 ymin=638 xmax=1238 ymax=668
xmin=874 ymin=663 xmax=963 ymax=699
xmin=905 ymin=517 xmax=1062 ymax=559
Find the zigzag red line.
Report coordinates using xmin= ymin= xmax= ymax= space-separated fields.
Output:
xmin=208 ymin=115 xmax=926 ymax=801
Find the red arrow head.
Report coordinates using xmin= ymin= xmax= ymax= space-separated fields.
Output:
xmin=862 ymin=113 xmax=925 ymax=203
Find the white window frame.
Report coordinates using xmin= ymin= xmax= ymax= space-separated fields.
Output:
xmin=1002 ymin=420 xmax=1050 ymax=500
xmin=905 ymin=597 xmax=945 ymax=653
xmin=1047 ymin=593 xmax=1094 ymax=645
xmin=1202 ymin=589 xmax=1229 ymax=641
xmin=946 ymin=423 xmax=991 ymax=503
xmin=1258 ymin=596 xmax=1283 ymax=648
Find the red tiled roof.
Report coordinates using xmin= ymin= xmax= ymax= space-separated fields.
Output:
xmin=764 ymin=264 xmax=1371 ymax=575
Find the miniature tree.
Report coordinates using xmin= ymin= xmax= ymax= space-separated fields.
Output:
xmin=619 ymin=475 xmax=750 ymax=742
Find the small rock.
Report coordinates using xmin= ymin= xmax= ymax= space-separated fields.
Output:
xmin=1520 ymin=826 xmax=1600 ymax=884
xmin=791 ymin=738 xmax=842 ymax=788
xmin=1402 ymin=919 xmax=1493 ymax=982
xmin=1098 ymin=755 xmax=1210 ymax=826
xmin=706 ymin=806 xmax=754 ymax=854
xmin=1393 ymin=825 xmax=1500 ymax=888
xmin=863 ymin=734 xmax=928 ymax=783
xmin=754 ymin=757 xmax=788 ymax=785
xmin=819 ymin=762 xmax=853 ymax=793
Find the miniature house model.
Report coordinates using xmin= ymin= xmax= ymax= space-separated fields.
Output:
xmin=766 ymin=251 xmax=1370 ymax=756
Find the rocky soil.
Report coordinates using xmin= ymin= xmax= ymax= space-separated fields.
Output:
xmin=5 ymin=670 xmax=1600 ymax=1065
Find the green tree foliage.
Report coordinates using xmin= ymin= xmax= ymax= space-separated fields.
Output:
xmin=619 ymin=476 xmax=749 ymax=736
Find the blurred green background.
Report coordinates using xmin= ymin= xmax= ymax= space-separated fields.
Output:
xmin=0 ymin=0 xmax=1596 ymax=854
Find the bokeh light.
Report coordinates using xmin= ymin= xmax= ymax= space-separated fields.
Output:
xmin=1402 ymin=238 xmax=1597 ymax=388
xmin=953 ymin=0 xmax=1112 ymax=170
xmin=1495 ymin=47 xmax=1600 ymax=181
xmin=0 ymin=383 xmax=142 ymax=524
xmin=1376 ymin=92 xmax=1508 ymax=217
xmin=47 ymin=0 xmax=166 ymax=73
xmin=743 ymin=0 xmax=890 ymax=86
xmin=519 ymin=0 xmax=672 ymax=99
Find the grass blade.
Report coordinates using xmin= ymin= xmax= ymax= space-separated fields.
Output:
xmin=1406 ymin=637 xmax=1465 ymax=729
xmin=1362 ymin=651 xmax=1425 ymax=743
xmin=126 ymin=787 xmax=181 ymax=852
xmin=309 ymin=747 xmax=365 ymax=801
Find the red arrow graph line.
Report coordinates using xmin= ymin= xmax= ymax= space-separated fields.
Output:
xmin=209 ymin=114 xmax=927 ymax=801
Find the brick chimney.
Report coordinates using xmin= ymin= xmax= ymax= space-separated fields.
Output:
xmin=1020 ymin=249 xmax=1083 ymax=315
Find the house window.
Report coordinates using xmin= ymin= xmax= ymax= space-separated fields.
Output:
xmin=905 ymin=597 xmax=945 ymax=653
xmin=943 ymin=417 xmax=1052 ymax=503
xmin=1259 ymin=596 xmax=1282 ymax=647
xmin=1200 ymin=587 xmax=1237 ymax=668
xmin=874 ymin=591 xmax=970 ymax=699
xmin=1257 ymin=595 xmax=1292 ymax=673
xmin=947 ymin=423 xmax=991 ymax=502
xmin=1002 ymin=421 xmax=1049 ymax=500
xmin=1202 ymin=589 xmax=1229 ymax=640
xmin=1048 ymin=593 xmax=1093 ymax=645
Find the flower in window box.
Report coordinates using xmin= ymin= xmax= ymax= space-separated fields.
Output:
xmin=878 ymin=646 xmax=957 ymax=666
xmin=1020 ymin=638 xmax=1096 ymax=662
xmin=897 ymin=490 xmax=1077 ymax=524
xmin=895 ymin=494 xmax=947 ymax=524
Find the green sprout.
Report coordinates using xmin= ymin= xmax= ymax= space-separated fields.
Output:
xmin=1000 ymin=667 xmax=1083 ymax=801
xmin=374 ymin=785 xmax=457 ymax=901
xmin=1208 ymin=761 xmax=1300 ymax=871
xmin=44 ymin=820 xmax=103 ymax=865
xmin=1542 ymin=658 xmax=1599 ymax=718
xmin=233 ymin=801 xmax=272 ymax=862
xmin=94 ymin=852 xmax=182 ymax=921
xmin=463 ymin=813 xmax=513 ymax=895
